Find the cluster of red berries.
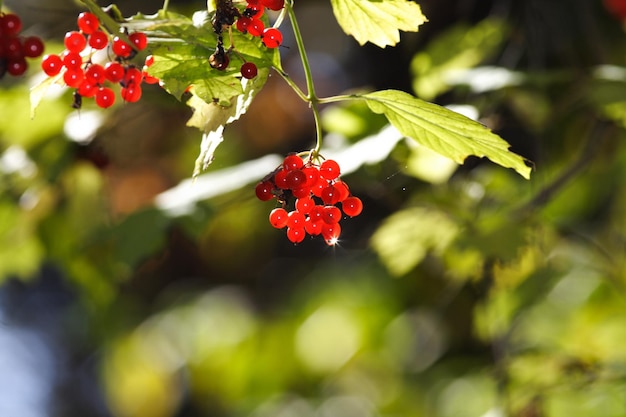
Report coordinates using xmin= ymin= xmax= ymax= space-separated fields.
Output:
xmin=0 ymin=12 xmax=44 ymax=78
xmin=40 ymin=11 xmax=157 ymax=109
xmin=210 ymin=0 xmax=285 ymax=79
xmin=255 ymin=154 xmax=363 ymax=245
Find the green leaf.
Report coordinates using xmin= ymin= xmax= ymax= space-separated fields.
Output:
xmin=186 ymin=67 xmax=270 ymax=177
xmin=371 ymin=206 xmax=459 ymax=276
xmin=410 ymin=18 xmax=508 ymax=100
xmin=360 ymin=90 xmax=532 ymax=178
xmin=329 ymin=0 xmax=427 ymax=48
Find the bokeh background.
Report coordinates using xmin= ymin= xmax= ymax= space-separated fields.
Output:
xmin=1 ymin=0 xmax=626 ymax=416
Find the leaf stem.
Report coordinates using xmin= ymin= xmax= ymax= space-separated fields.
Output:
xmin=162 ymin=0 xmax=170 ymax=13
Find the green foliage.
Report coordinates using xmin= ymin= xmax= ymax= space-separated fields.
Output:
xmin=360 ymin=90 xmax=532 ymax=178
xmin=330 ymin=0 xmax=427 ymax=48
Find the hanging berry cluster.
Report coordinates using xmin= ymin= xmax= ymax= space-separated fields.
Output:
xmin=255 ymin=154 xmax=363 ymax=245
xmin=0 ymin=12 xmax=44 ymax=78
xmin=210 ymin=0 xmax=285 ymax=79
xmin=40 ymin=11 xmax=158 ymax=109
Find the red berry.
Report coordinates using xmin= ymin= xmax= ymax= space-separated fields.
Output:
xmin=240 ymin=62 xmax=258 ymax=79
xmin=95 ymin=87 xmax=115 ymax=108
xmin=305 ymin=217 xmax=323 ymax=236
xmin=77 ymin=12 xmax=99 ymax=34
xmin=145 ymin=55 xmax=155 ymax=67
xmin=320 ymin=159 xmax=340 ymax=180
xmin=41 ymin=54 xmax=63 ymax=76
xmin=85 ymin=63 xmax=106 ymax=85
xmin=283 ymin=154 xmax=304 ymax=171
xmin=273 ymin=169 xmax=289 ymax=189
xmin=63 ymin=68 xmax=85 ymax=88
xmin=286 ymin=169 xmax=307 ymax=189
xmin=244 ymin=4 xmax=264 ymax=19
xmin=121 ymin=83 xmax=142 ymax=103
xmin=5 ymin=37 xmax=24 ymax=59
xmin=605 ymin=0 xmax=626 ymax=20
xmin=248 ymin=18 xmax=265 ymax=37
xmin=260 ymin=0 xmax=285 ymax=11
xmin=122 ymin=66 xmax=143 ymax=87
xmin=77 ymin=80 xmax=98 ymax=98
xmin=321 ymin=185 xmax=339 ymax=205
xmin=292 ymin=186 xmax=310 ymax=199
xmin=322 ymin=223 xmax=341 ymax=245
xmin=295 ymin=196 xmax=315 ymax=214
xmin=1 ymin=13 xmax=22 ymax=37
xmin=62 ymin=51 xmax=83 ymax=69
xmin=262 ymin=27 xmax=283 ymax=48
xmin=255 ymin=180 xmax=274 ymax=201
xmin=88 ymin=30 xmax=109 ymax=50
xmin=112 ymin=36 xmax=132 ymax=58
xmin=308 ymin=205 xmax=325 ymax=223
xmin=287 ymin=210 xmax=306 ymax=229
xmin=22 ymin=36 xmax=44 ymax=58
xmin=342 ymin=196 xmax=363 ymax=217
xmin=287 ymin=227 xmax=306 ymax=244
xmin=269 ymin=208 xmax=288 ymax=229
xmin=104 ymin=62 xmax=125 ymax=82
xmin=334 ymin=180 xmax=350 ymax=202
xmin=236 ymin=16 xmax=252 ymax=33
xmin=7 ymin=58 xmax=27 ymax=76
xmin=129 ymin=32 xmax=148 ymax=51
xmin=64 ymin=31 xmax=87 ymax=53
xmin=322 ymin=205 xmax=342 ymax=224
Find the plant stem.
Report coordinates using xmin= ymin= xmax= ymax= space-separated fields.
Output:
xmin=162 ymin=0 xmax=170 ymax=13
xmin=285 ymin=0 xmax=323 ymax=155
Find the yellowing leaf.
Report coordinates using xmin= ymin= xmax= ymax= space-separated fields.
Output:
xmin=361 ymin=90 xmax=532 ymax=178
xmin=329 ymin=0 xmax=427 ymax=48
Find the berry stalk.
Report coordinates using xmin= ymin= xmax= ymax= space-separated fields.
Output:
xmin=285 ymin=0 xmax=324 ymax=156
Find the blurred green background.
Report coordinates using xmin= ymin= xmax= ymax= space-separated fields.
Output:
xmin=1 ymin=0 xmax=626 ymax=416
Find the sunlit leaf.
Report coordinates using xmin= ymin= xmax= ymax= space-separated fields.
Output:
xmin=371 ymin=206 xmax=459 ymax=276
xmin=360 ymin=90 xmax=532 ymax=178
xmin=329 ymin=0 xmax=427 ymax=48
